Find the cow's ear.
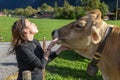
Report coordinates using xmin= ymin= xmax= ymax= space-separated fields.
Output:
xmin=89 ymin=9 xmax=102 ymax=21
xmin=91 ymin=26 xmax=101 ymax=44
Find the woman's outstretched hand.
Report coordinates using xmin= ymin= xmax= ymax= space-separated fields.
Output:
xmin=44 ymin=38 xmax=71 ymax=60
xmin=44 ymin=38 xmax=58 ymax=60
xmin=47 ymin=38 xmax=58 ymax=51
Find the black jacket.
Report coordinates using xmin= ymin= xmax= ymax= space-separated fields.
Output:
xmin=15 ymin=40 xmax=57 ymax=80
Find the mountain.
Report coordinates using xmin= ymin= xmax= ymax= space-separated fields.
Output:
xmin=0 ymin=0 xmax=42 ymax=9
xmin=101 ymin=0 xmax=120 ymax=10
xmin=0 ymin=0 xmax=119 ymax=10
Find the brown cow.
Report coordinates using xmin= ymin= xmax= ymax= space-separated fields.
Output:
xmin=52 ymin=9 xmax=120 ymax=80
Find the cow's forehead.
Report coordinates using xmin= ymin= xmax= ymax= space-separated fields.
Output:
xmin=75 ymin=15 xmax=92 ymax=25
xmin=80 ymin=14 xmax=96 ymax=20
xmin=75 ymin=20 xmax=86 ymax=26
xmin=81 ymin=15 xmax=89 ymax=19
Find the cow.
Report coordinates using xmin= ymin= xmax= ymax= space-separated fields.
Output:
xmin=52 ymin=9 xmax=120 ymax=80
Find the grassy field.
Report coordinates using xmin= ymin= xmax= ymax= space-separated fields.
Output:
xmin=1 ymin=16 xmax=120 ymax=80
xmin=0 ymin=16 xmax=120 ymax=42
xmin=0 ymin=16 xmax=74 ymax=42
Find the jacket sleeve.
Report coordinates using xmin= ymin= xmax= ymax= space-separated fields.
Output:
xmin=48 ymin=51 xmax=58 ymax=62
xmin=17 ymin=46 xmax=47 ymax=69
xmin=35 ymin=40 xmax=58 ymax=63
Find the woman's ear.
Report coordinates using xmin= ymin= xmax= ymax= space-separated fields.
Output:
xmin=23 ymin=28 xmax=30 ymax=34
xmin=91 ymin=26 xmax=101 ymax=44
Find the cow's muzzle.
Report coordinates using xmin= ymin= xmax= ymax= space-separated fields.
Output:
xmin=52 ymin=30 xmax=59 ymax=39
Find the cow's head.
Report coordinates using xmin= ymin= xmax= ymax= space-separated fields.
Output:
xmin=52 ymin=9 xmax=108 ymax=59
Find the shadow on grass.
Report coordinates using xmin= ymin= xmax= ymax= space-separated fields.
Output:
xmin=58 ymin=50 xmax=89 ymax=62
xmin=46 ymin=65 xmax=102 ymax=80
xmin=0 ymin=62 xmax=17 ymax=66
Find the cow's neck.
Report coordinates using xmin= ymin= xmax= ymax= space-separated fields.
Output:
xmin=97 ymin=26 xmax=120 ymax=80
xmin=75 ymin=20 xmax=114 ymax=60
xmin=87 ymin=21 xmax=113 ymax=59
xmin=90 ymin=27 xmax=113 ymax=65
xmin=86 ymin=25 xmax=113 ymax=77
xmin=76 ymin=21 xmax=113 ymax=60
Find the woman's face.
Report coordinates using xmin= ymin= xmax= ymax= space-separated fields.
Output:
xmin=25 ymin=19 xmax=38 ymax=34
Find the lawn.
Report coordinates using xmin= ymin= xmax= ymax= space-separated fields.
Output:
xmin=0 ymin=16 xmax=74 ymax=42
xmin=1 ymin=16 xmax=120 ymax=80
xmin=0 ymin=16 xmax=120 ymax=42
xmin=46 ymin=50 xmax=103 ymax=80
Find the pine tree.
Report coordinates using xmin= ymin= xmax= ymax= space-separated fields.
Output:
xmin=87 ymin=0 xmax=100 ymax=10
xmin=54 ymin=1 xmax=58 ymax=12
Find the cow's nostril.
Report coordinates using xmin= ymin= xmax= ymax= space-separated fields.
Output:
xmin=52 ymin=30 xmax=56 ymax=36
xmin=51 ymin=30 xmax=59 ymax=39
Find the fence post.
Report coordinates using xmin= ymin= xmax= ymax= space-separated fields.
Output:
xmin=22 ymin=70 xmax=31 ymax=80
xmin=0 ymin=35 xmax=3 ymax=42
xmin=42 ymin=37 xmax=46 ymax=80
xmin=42 ymin=37 xmax=46 ymax=52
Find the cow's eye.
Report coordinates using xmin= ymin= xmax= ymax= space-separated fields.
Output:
xmin=75 ymin=24 xmax=83 ymax=30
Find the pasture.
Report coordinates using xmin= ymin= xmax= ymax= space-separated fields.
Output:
xmin=0 ymin=16 xmax=120 ymax=42
xmin=1 ymin=16 xmax=120 ymax=80
xmin=0 ymin=16 xmax=74 ymax=42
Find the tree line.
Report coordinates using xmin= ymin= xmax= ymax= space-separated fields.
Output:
xmin=2 ymin=0 xmax=109 ymax=19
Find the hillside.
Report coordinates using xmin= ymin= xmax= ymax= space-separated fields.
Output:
xmin=0 ymin=0 xmax=119 ymax=10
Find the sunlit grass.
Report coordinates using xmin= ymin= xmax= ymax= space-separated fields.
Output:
xmin=0 ymin=16 xmax=120 ymax=42
xmin=106 ymin=20 xmax=120 ymax=26
xmin=0 ymin=16 xmax=74 ymax=41
xmin=46 ymin=51 xmax=102 ymax=80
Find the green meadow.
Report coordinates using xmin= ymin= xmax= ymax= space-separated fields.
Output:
xmin=0 ymin=16 xmax=74 ymax=42
xmin=1 ymin=16 xmax=120 ymax=80
xmin=0 ymin=16 xmax=120 ymax=42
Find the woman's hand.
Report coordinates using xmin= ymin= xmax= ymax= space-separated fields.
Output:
xmin=47 ymin=38 xmax=58 ymax=50
xmin=44 ymin=38 xmax=58 ymax=60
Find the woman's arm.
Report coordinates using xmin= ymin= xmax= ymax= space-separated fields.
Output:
xmin=43 ymin=38 xmax=58 ymax=60
xmin=43 ymin=38 xmax=70 ymax=61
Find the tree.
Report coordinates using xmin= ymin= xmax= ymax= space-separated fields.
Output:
xmin=63 ymin=0 xmax=71 ymax=9
xmin=81 ymin=0 xmax=89 ymax=11
xmin=54 ymin=0 xmax=85 ymax=19
xmin=87 ymin=0 xmax=100 ymax=10
xmin=81 ymin=0 xmax=109 ymax=17
xmin=3 ymin=9 xmax=9 ymax=15
xmin=115 ymin=0 xmax=118 ymax=20
xmin=54 ymin=1 xmax=58 ymax=13
xmin=3 ymin=9 xmax=14 ymax=16
xmin=62 ymin=0 xmax=76 ymax=19
xmin=54 ymin=1 xmax=60 ymax=18
xmin=40 ymin=3 xmax=53 ymax=11
xmin=99 ymin=2 xmax=109 ymax=16
xmin=15 ymin=8 xmax=24 ymax=16
xmin=75 ymin=6 xmax=85 ymax=19
xmin=24 ymin=6 xmax=37 ymax=17
xmin=54 ymin=7 xmax=63 ymax=19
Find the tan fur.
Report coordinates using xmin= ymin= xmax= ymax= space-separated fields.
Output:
xmin=98 ymin=27 xmax=120 ymax=80
xmin=52 ymin=9 xmax=120 ymax=80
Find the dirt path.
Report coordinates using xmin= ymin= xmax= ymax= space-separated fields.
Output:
xmin=0 ymin=42 xmax=17 ymax=80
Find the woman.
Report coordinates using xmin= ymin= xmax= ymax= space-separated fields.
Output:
xmin=11 ymin=18 xmax=69 ymax=80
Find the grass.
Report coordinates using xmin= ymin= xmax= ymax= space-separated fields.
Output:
xmin=0 ymin=17 xmax=18 ymax=42
xmin=46 ymin=51 xmax=102 ymax=80
xmin=0 ymin=16 xmax=74 ymax=42
xmin=0 ymin=16 xmax=120 ymax=42
xmin=106 ymin=20 xmax=120 ymax=26
xmin=1 ymin=16 xmax=120 ymax=80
